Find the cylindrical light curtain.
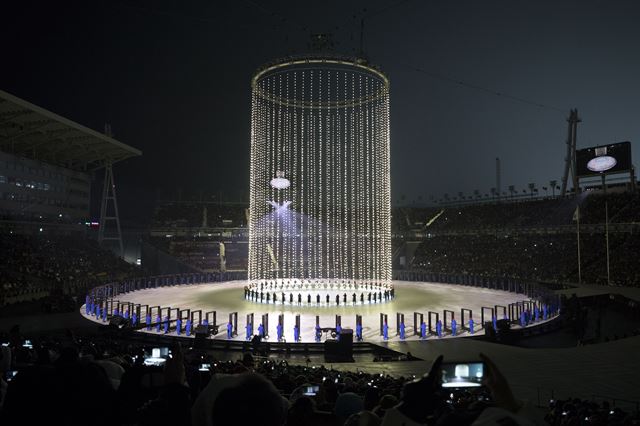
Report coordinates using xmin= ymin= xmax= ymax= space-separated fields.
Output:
xmin=249 ymin=56 xmax=391 ymax=286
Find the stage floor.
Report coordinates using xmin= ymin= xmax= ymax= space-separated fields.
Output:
xmin=82 ymin=280 xmax=531 ymax=342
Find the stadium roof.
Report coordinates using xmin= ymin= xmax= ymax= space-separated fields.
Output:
xmin=0 ymin=89 xmax=141 ymax=171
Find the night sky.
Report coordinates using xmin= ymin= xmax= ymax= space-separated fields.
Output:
xmin=2 ymin=0 xmax=639 ymax=225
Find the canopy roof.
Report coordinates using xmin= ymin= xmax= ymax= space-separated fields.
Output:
xmin=0 ymin=89 xmax=141 ymax=171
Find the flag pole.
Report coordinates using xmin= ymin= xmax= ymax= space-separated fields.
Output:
xmin=577 ymin=205 xmax=581 ymax=285
xmin=605 ymin=201 xmax=610 ymax=285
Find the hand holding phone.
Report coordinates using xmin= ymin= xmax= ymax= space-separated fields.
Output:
xmin=479 ymin=353 xmax=521 ymax=413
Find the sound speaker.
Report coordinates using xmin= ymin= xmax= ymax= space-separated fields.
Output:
xmin=339 ymin=328 xmax=353 ymax=345
xmin=194 ymin=325 xmax=209 ymax=338
xmin=496 ymin=319 xmax=510 ymax=333
xmin=109 ymin=316 xmax=130 ymax=329
xmin=324 ymin=328 xmax=353 ymax=362
xmin=483 ymin=321 xmax=496 ymax=339
xmin=194 ymin=325 xmax=209 ymax=348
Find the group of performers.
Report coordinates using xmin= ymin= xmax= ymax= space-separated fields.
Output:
xmin=243 ymin=288 xmax=395 ymax=305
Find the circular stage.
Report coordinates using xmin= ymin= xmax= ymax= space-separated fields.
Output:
xmin=82 ymin=280 xmax=536 ymax=342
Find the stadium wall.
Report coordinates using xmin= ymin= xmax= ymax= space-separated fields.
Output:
xmin=0 ymin=150 xmax=90 ymax=224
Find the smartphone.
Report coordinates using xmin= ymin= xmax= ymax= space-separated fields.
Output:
xmin=150 ymin=347 xmax=169 ymax=358
xmin=302 ymin=385 xmax=320 ymax=396
xmin=199 ymin=363 xmax=211 ymax=372
xmin=23 ymin=340 xmax=33 ymax=349
xmin=5 ymin=371 xmax=18 ymax=382
xmin=441 ymin=361 xmax=484 ymax=388
xmin=143 ymin=347 xmax=170 ymax=366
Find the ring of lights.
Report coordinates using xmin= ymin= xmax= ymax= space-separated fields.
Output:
xmin=251 ymin=57 xmax=390 ymax=110
xmin=248 ymin=55 xmax=391 ymax=292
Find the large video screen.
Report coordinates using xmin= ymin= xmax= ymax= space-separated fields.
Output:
xmin=576 ymin=141 xmax=631 ymax=177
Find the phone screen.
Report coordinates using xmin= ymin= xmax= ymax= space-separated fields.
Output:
xmin=302 ymin=385 xmax=320 ymax=396
xmin=199 ymin=363 xmax=211 ymax=372
xmin=441 ymin=362 xmax=484 ymax=388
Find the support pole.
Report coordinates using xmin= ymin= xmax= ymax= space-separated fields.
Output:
xmin=606 ymin=201 xmax=610 ymax=286
xmin=576 ymin=204 xmax=582 ymax=285
xmin=560 ymin=109 xmax=581 ymax=197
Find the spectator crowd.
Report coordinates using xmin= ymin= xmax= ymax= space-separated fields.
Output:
xmin=406 ymin=191 xmax=640 ymax=287
xmin=0 ymin=234 xmax=138 ymax=308
xmin=2 ymin=327 xmax=635 ymax=425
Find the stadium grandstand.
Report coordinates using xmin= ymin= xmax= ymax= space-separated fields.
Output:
xmin=142 ymin=201 xmax=249 ymax=275
xmin=0 ymin=89 xmax=141 ymax=308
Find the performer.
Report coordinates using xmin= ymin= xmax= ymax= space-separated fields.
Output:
xmin=277 ymin=322 xmax=283 ymax=341
xmin=315 ymin=323 xmax=322 ymax=342
xmin=436 ymin=319 xmax=443 ymax=338
xmin=156 ymin=313 xmax=162 ymax=332
xmin=317 ymin=294 xmax=321 ymax=305
xmin=469 ymin=317 xmax=474 ymax=334
xmin=227 ymin=321 xmax=233 ymax=339
xmin=163 ymin=315 xmax=170 ymax=334
xmin=246 ymin=322 xmax=252 ymax=341
xmin=293 ymin=324 xmax=300 ymax=342
xmin=146 ymin=312 xmax=152 ymax=331
xmin=258 ymin=323 xmax=264 ymax=338
xmin=336 ymin=294 xmax=340 ymax=306
xmin=451 ymin=318 xmax=457 ymax=336
xmin=356 ymin=322 xmax=363 ymax=341
xmin=185 ymin=318 xmax=192 ymax=336
xmin=336 ymin=323 xmax=342 ymax=340
xmin=290 ymin=293 xmax=294 ymax=304
xmin=298 ymin=293 xmax=302 ymax=306
xmin=383 ymin=321 xmax=389 ymax=340
xmin=176 ymin=318 xmax=182 ymax=335
xmin=343 ymin=293 xmax=347 ymax=304
xmin=131 ymin=311 xmax=138 ymax=327
xmin=360 ymin=293 xmax=364 ymax=304
xmin=308 ymin=294 xmax=311 ymax=305
xmin=399 ymin=321 xmax=406 ymax=340
xmin=420 ymin=321 xmax=427 ymax=339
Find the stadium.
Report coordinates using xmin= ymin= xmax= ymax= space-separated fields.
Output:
xmin=2 ymin=3 xmax=640 ymax=426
